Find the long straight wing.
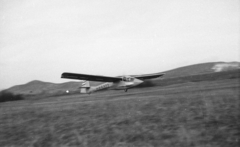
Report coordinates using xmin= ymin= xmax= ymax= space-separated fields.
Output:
xmin=132 ymin=73 xmax=165 ymax=80
xmin=61 ymin=72 xmax=122 ymax=82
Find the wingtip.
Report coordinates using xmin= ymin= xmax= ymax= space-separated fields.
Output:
xmin=61 ymin=72 xmax=66 ymax=78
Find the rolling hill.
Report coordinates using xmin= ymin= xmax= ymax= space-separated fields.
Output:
xmin=5 ymin=80 xmax=82 ymax=98
xmin=3 ymin=61 xmax=240 ymax=99
xmin=162 ymin=62 xmax=240 ymax=78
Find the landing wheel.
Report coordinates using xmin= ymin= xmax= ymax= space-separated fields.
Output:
xmin=125 ymin=89 xmax=128 ymax=92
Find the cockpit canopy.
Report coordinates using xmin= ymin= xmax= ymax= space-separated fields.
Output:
xmin=122 ymin=76 xmax=134 ymax=82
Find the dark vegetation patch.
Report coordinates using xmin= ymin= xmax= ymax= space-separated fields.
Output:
xmin=0 ymin=91 xmax=24 ymax=103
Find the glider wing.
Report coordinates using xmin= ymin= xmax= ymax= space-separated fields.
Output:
xmin=133 ymin=73 xmax=165 ymax=80
xmin=61 ymin=72 xmax=122 ymax=82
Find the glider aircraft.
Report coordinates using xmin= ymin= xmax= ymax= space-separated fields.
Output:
xmin=61 ymin=72 xmax=165 ymax=94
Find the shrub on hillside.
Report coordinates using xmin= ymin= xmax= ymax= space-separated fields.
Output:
xmin=0 ymin=91 xmax=24 ymax=102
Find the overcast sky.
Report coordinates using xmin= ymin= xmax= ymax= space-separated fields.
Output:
xmin=0 ymin=0 xmax=239 ymax=89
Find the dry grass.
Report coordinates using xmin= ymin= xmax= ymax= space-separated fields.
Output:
xmin=0 ymin=79 xmax=239 ymax=147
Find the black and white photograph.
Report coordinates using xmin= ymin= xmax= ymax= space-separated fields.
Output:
xmin=0 ymin=0 xmax=239 ymax=146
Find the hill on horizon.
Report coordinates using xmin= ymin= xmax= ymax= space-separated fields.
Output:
xmin=5 ymin=80 xmax=82 ymax=98
xmin=163 ymin=61 xmax=240 ymax=78
xmin=4 ymin=61 xmax=240 ymax=98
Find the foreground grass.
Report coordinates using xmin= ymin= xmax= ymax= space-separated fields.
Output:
xmin=0 ymin=82 xmax=239 ymax=147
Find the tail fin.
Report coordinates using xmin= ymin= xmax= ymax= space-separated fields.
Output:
xmin=80 ymin=81 xmax=90 ymax=93
xmin=81 ymin=81 xmax=90 ymax=88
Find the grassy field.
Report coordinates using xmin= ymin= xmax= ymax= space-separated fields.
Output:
xmin=0 ymin=79 xmax=239 ymax=147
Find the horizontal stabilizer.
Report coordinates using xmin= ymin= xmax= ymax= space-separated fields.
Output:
xmin=80 ymin=87 xmax=89 ymax=93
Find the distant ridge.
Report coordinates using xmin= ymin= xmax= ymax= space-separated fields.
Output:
xmin=6 ymin=80 xmax=82 ymax=97
xmin=4 ymin=61 xmax=240 ymax=98
xmin=162 ymin=62 xmax=239 ymax=78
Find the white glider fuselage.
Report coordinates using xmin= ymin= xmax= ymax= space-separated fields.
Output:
xmin=87 ymin=77 xmax=143 ymax=93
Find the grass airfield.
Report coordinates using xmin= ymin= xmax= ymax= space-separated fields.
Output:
xmin=0 ymin=79 xmax=239 ymax=147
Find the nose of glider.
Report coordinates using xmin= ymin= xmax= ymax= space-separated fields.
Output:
xmin=134 ymin=78 xmax=143 ymax=86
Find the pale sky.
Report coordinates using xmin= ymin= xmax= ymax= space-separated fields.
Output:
xmin=0 ymin=0 xmax=239 ymax=89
